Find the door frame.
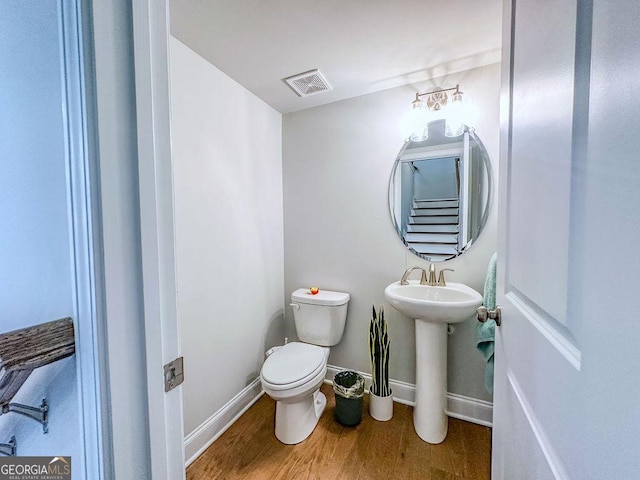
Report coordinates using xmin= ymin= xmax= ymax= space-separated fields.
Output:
xmin=61 ymin=0 xmax=112 ymax=477
xmin=131 ymin=1 xmax=186 ymax=479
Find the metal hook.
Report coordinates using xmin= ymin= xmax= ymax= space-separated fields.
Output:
xmin=1 ymin=398 xmax=48 ymax=434
xmin=0 ymin=436 xmax=17 ymax=456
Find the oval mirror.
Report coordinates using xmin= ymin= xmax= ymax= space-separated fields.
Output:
xmin=389 ymin=119 xmax=492 ymax=262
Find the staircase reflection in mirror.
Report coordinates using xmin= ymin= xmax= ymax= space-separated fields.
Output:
xmin=389 ymin=120 xmax=492 ymax=262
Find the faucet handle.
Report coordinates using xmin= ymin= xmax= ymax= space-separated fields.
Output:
xmin=427 ymin=263 xmax=437 ymax=285
xmin=437 ymin=268 xmax=454 ymax=286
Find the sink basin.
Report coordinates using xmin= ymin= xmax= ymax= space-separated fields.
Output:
xmin=384 ymin=279 xmax=483 ymax=444
xmin=384 ymin=281 xmax=482 ymax=323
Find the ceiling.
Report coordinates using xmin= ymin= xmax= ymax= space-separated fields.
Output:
xmin=169 ymin=0 xmax=503 ymax=114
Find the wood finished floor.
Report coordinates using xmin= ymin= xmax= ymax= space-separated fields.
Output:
xmin=187 ymin=383 xmax=491 ymax=480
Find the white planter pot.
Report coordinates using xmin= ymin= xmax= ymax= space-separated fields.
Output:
xmin=369 ymin=391 xmax=393 ymax=421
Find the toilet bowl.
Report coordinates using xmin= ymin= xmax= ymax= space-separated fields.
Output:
xmin=261 ymin=342 xmax=329 ymax=444
xmin=260 ymin=288 xmax=350 ymax=444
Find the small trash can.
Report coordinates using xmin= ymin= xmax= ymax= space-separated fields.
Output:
xmin=333 ymin=370 xmax=364 ymax=426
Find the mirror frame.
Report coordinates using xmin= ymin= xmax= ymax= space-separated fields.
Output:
xmin=388 ymin=123 xmax=492 ymax=262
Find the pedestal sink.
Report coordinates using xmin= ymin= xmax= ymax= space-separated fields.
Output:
xmin=384 ymin=280 xmax=482 ymax=444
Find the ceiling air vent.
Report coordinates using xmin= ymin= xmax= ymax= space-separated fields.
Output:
xmin=284 ymin=69 xmax=332 ymax=97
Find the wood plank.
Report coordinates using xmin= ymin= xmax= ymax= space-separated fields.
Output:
xmin=354 ymin=395 xmax=406 ymax=480
xmin=392 ymin=404 xmax=433 ymax=479
xmin=459 ymin=417 xmax=492 ymax=479
xmin=0 ymin=317 xmax=75 ymax=405
xmin=186 ymin=393 xmax=273 ymax=480
xmin=186 ymin=383 xmax=492 ymax=480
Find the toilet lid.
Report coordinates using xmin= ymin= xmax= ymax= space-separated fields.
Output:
xmin=262 ymin=342 xmax=326 ymax=386
xmin=291 ymin=288 xmax=350 ymax=306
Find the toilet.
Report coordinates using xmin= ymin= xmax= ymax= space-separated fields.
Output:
xmin=260 ymin=288 xmax=350 ymax=444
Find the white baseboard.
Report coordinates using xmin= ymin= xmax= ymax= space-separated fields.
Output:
xmin=446 ymin=392 xmax=493 ymax=427
xmin=325 ymin=364 xmax=493 ymax=427
xmin=184 ymin=378 xmax=264 ymax=466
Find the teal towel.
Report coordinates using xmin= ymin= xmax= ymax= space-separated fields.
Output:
xmin=476 ymin=252 xmax=497 ymax=394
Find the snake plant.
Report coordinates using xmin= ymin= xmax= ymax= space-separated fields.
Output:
xmin=369 ymin=305 xmax=391 ymax=397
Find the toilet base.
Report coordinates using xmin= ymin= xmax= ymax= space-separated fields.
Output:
xmin=275 ymin=389 xmax=326 ymax=444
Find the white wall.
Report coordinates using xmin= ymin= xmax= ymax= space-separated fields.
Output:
xmin=282 ymin=63 xmax=500 ymax=402
xmin=169 ymin=38 xmax=284 ymax=436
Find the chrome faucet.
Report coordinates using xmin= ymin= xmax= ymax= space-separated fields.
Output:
xmin=400 ymin=266 xmax=428 ymax=285
xmin=427 ymin=263 xmax=437 ymax=286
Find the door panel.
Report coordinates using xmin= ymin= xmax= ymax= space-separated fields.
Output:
xmin=508 ymin=0 xmax=576 ymax=326
xmin=495 ymin=0 xmax=640 ymax=478
xmin=502 ymin=378 xmax=556 ymax=480
xmin=495 ymin=0 xmax=587 ymax=478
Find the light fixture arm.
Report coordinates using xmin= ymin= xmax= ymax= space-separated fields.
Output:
xmin=413 ymin=84 xmax=462 ymax=112
xmin=407 ymin=84 xmax=466 ymax=141
xmin=415 ymin=84 xmax=461 ymax=101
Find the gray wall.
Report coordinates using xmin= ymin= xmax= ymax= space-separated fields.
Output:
xmin=282 ymin=63 xmax=500 ymax=402
xmin=0 ymin=1 xmax=83 ymax=468
xmin=169 ymin=38 xmax=284 ymax=437
xmin=414 ymin=157 xmax=459 ymax=200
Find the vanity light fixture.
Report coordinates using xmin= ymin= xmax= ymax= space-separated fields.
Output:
xmin=408 ymin=85 xmax=466 ymax=140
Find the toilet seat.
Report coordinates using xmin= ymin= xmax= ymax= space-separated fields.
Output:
xmin=261 ymin=342 xmax=328 ymax=391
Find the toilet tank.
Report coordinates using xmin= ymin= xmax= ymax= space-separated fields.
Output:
xmin=290 ymin=288 xmax=350 ymax=347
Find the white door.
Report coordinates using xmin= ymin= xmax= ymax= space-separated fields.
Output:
xmin=494 ymin=1 xmax=640 ymax=478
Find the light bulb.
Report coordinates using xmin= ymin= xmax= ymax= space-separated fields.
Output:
xmin=445 ymin=90 xmax=465 ymax=137
xmin=408 ymin=98 xmax=429 ymax=142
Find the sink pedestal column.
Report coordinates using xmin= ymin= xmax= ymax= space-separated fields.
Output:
xmin=414 ymin=319 xmax=448 ymax=444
